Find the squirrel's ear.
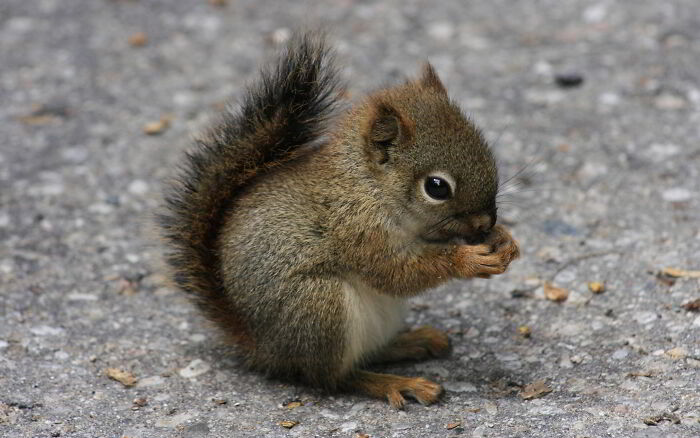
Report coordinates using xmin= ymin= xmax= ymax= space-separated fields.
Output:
xmin=419 ymin=63 xmax=447 ymax=95
xmin=365 ymin=101 xmax=412 ymax=164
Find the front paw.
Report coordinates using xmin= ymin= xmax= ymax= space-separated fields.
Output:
xmin=454 ymin=225 xmax=520 ymax=278
xmin=485 ymin=224 xmax=520 ymax=266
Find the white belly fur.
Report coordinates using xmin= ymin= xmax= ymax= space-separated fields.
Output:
xmin=342 ymin=276 xmax=407 ymax=372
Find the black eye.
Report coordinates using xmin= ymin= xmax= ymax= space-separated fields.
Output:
xmin=424 ymin=176 xmax=451 ymax=200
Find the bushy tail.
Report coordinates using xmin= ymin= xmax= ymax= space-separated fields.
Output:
xmin=158 ymin=34 xmax=340 ymax=346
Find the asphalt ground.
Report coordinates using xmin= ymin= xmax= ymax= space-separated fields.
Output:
xmin=1 ymin=1 xmax=699 ymax=437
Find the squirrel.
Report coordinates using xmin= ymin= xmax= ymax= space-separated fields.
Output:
xmin=158 ymin=33 xmax=520 ymax=408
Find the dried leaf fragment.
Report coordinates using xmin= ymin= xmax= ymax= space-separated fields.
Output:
xmin=520 ymin=380 xmax=552 ymax=400
xmin=105 ymin=368 xmax=138 ymax=387
xmin=128 ymin=32 xmax=148 ymax=47
xmin=446 ymin=421 xmax=461 ymax=430
xmin=143 ymin=115 xmax=172 ymax=135
xmin=665 ymin=347 xmax=688 ymax=360
xmin=544 ymin=282 xmax=569 ymax=302
xmin=681 ymin=298 xmax=700 ymax=312
xmin=284 ymin=401 xmax=302 ymax=409
xmin=279 ymin=420 xmax=298 ymax=429
xmin=643 ymin=412 xmax=680 ymax=425
xmin=627 ymin=370 xmax=655 ymax=378
xmin=587 ymin=282 xmax=605 ymax=294
xmin=660 ymin=267 xmax=700 ymax=278
xmin=517 ymin=325 xmax=531 ymax=337
xmin=355 ymin=434 xmax=370 ymax=438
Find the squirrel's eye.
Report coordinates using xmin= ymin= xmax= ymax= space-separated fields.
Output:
xmin=424 ymin=176 xmax=452 ymax=200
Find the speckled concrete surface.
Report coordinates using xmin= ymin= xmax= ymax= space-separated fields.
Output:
xmin=1 ymin=1 xmax=699 ymax=437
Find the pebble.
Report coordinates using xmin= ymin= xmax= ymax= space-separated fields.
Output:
xmin=136 ymin=375 xmax=165 ymax=388
xmin=495 ymin=352 xmax=520 ymax=362
xmin=583 ymin=3 xmax=607 ymax=23
xmin=54 ymin=350 xmax=69 ymax=360
xmin=554 ymin=73 xmax=584 ymax=88
xmin=472 ymin=425 xmax=488 ymax=437
xmin=156 ymin=411 xmax=194 ymax=428
xmin=634 ymin=312 xmax=659 ymax=325
xmin=647 ymin=143 xmax=680 ymax=159
xmin=270 ymin=27 xmax=291 ymax=45
xmin=339 ymin=421 xmax=358 ymax=433
xmin=443 ymin=381 xmax=477 ymax=393
xmin=30 ymin=325 xmax=65 ymax=337
xmin=599 ymin=92 xmax=621 ymax=106
xmin=0 ymin=213 xmax=10 ymax=228
xmin=320 ymin=409 xmax=340 ymax=420
xmin=611 ymin=348 xmax=629 ymax=360
xmin=128 ymin=179 xmax=149 ymax=195
xmin=67 ymin=293 xmax=98 ymax=301
xmin=694 ymin=315 xmax=700 ymax=327
xmin=189 ymin=333 xmax=206 ymax=343
xmin=179 ymin=359 xmax=211 ymax=378
xmin=484 ymin=401 xmax=498 ymax=415
xmin=427 ymin=22 xmax=454 ymax=41
xmin=655 ymin=93 xmax=687 ymax=110
xmin=662 ymin=187 xmax=692 ymax=202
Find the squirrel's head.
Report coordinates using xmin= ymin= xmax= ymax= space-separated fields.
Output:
xmin=361 ymin=64 xmax=498 ymax=244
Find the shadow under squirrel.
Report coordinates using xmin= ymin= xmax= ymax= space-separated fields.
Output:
xmin=159 ymin=33 xmax=520 ymax=408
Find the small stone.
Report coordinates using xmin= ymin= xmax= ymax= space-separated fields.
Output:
xmin=427 ymin=22 xmax=454 ymax=41
xmin=67 ymin=293 xmax=98 ymax=301
xmin=612 ymin=348 xmax=629 ymax=360
xmin=443 ymin=381 xmax=477 ymax=393
xmin=655 ymin=93 xmax=687 ymax=110
xmin=128 ymin=180 xmax=149 ymax=195
xmin=179 ymin=359 xmax=211 ymax=378
xmin=484 ymin=401 xmax=498 ymax=415
xmin=30 ymin=326 xmax=64 ymax=337
xmin=662 ymin=188 xmax=692 ymax=202
xmin=340 ymin=421 xmax=358 ymax=433
xmin=136 ymin=375 xmax=165 ymax=388
xmin=554 ymin=73 xmax=584 ymax=88
xmin=634 ymin=312 xmax=658 ymax=325
xmin=583 ymin=3 xmax=607 ymax=23
xmin=599 ymin=92 xmax=621 ymax=106
xmin=269 ymin=28 xmax=291 ymax=45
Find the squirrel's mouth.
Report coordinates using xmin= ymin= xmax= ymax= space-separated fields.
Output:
xmin=420 ymin=227 xmax=489 ymax=245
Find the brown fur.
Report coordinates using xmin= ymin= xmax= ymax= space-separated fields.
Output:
xmin=159 ymin=33 xmax=520 ymax=407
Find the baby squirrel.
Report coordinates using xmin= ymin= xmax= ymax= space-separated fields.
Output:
xmin=159 ymin=33 xmax=520 ymax=408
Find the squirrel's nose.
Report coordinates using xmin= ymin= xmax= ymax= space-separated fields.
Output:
xmin=470 ymin=214 xmax=493 ymax=233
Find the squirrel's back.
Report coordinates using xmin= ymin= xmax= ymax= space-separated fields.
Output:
xmin=158 ymin=34 xmax=341 ymax=348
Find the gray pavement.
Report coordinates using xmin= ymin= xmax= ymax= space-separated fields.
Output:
xmin=1 ymin=0 xmax=699 ymax=437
